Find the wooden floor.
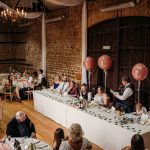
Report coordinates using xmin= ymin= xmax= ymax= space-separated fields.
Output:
xmin=0 ymin=100 xmax=103 ymax=150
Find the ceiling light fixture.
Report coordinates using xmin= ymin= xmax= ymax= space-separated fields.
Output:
xmin=0 ymin=8 xmax=26 ymax=23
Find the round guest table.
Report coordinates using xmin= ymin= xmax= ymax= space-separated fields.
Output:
xmin=1 ymin=138 xmax=52 ymax=150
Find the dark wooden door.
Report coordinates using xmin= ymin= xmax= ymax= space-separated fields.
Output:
xmin=88 ymin=16 xmax=150 ymax=109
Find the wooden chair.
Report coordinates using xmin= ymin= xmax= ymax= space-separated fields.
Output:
xmin=25 ymin=85 xmax=34 ymax=101
xmin=4 ymin=83 xmax=14 ymax=102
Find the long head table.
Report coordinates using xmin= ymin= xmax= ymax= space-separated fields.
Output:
xmin=33 ymin=89 xmax=150 ymax=150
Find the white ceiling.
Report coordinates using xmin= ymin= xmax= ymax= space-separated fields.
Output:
xmin=0 ymin=0 xmax=65 ymax=11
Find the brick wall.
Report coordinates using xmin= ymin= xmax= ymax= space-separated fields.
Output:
xmin=46 ymin=5 xmax=82 ymax=84
xmin=0 ymin=24 xmax=14 ymax=73
xmin=26 ymin=18 xmax=42 ymax=70
xmin=0 ymin=19 xmax=42 ymax=73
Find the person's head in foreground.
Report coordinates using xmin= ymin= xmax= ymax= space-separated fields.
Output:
xmin=131 ymin=134 xmax=145 ymax=150
xmin=68 ymin=123 xmax=83 ymax=143
xmin=59 ymin=123 xmax=92 ymax=150
xmin=53 ymin=128 xmax=64 ymax=150
xmin=122 ymin=134 xmax=145 ymax=150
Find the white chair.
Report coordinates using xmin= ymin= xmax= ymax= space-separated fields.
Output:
xmin=25 ymin=85 xmax=34 ymax=101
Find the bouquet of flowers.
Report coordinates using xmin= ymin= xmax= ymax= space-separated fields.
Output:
xmin=2 ymin=79 xmax=9 ymax=86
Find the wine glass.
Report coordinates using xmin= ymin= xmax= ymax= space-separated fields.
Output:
xmin=7 ymin=135 xmax=11 ymax=141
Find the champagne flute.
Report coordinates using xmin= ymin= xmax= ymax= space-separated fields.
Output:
xmin=8 ymin=135 xmax=11 ymax=141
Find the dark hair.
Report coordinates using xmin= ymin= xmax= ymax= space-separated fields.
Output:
xmin=97 ymin=86 xmax=104 ymax=93
xmin=70 ymin=81 xmax=76 ymax=87
xmin=115 ymin=105 xmax=125 ymax=113
xmin=122 ymin=76 xmax=130 ymax=83
xmin=81 ymin=83 xmax=87 ymax=87
xmin=7 ymin=75 xmax=12 ymax=86
xmin=33 ymin=71 xmax=38 ymax=77
xmin=131 ymin=134 xmax=145 ymax=150
xmin=40 ymin=69 xmax=43 ymax=74
xmin=54 ymin=128 xmax=64 ymax=150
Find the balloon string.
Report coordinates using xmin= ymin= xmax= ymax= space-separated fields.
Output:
xmin=104 ymin=70 xmax=107 ymax=92
xmin=88 ymin=71 xmax=90 ymax=91
xmin=137 ymin=80 xmax=141 ymax=104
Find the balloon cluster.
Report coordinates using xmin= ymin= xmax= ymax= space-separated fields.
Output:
xmin=83 ymin=56 xmax=148 ymax=82
xmin=83 ymin=55 xmax=112 ymax=71
xmin=83 ymin=55 xmax=148 ymax=101
xmin=83 ymin=55 xmax=112 ymax=92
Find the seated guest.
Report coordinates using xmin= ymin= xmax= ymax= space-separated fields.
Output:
xmin=53 ymin=76 xmax=61 ymax=89
xmin=112 ymin=76 xmax=134 ymax=113
xmin=59 ymin=123 xmax=92 ymax=150
xmin=14 ymin=73 xmax=26 ymax=101
xmin=134 ymin=103 xmax=147 ymax=115
xmin=6 ymin=111 xmax=36 ymax=138
xmin=37 ymin=69 xmax=44 ymax=84
xmin=18 ymin=72 xmax=33 ymax=100
xmin=53 ymin=128 xmax=64 ymax=150
xmin=79 ymin=83 xmax=92 ymax=101
xmin=94 ymin=86 xmax=110 ymax=108
xmin=67 ymin=81 xmax=78 ymax=98
xmin=22 ymin=69 xmax=27 ymax=79
xmin=32 ymin=71 xmax=38 ymax=85
xmin=57 ymin=76 xmax=69 ymax=94
xmin=6 ymin=74 xmax=15 ymax=92
xmin=11 ymin=68 xmax=16 ymax=76
xmin=121 ymin=134 xmax=145 ymax=150
xmin=115 ymin=105 xmax=125 ymax=120
xmin=35 ymin=69 xmax=44 ymax=89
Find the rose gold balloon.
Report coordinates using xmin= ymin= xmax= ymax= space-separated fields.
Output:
xmin=83 ymin=57 xmax=94 ymax=71
xmin=132 ymin=63 xmax=148 ymax=81
xmin=98 ymin=55 xmax=112 ymax=70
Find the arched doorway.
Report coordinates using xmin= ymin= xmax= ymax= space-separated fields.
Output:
xmin=88 ymin=16 xmax=150 ymax=108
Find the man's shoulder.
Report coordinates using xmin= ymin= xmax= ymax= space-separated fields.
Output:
xmin=8 ymin=117 xmax=17 ymax=125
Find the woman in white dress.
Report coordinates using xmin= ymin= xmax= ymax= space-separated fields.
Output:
xmin=94 ymin=86 xmax=110 ymax=108
xmin=59 ymin=123 xmax=92 ymax=150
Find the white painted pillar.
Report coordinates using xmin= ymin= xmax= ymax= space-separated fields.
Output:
xmin=42 ymin=13 xmax=47 ymax=76
xmin=81 ymin=0 xmax=87 ymax=84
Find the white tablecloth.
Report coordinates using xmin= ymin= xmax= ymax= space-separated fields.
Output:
xmin=3 ymin=138 xmax=52 ymax=150
xmin=33 ymin=89 xmax=150 ymax=150
xmin=34 ymin=92 xmax=67 ymax=127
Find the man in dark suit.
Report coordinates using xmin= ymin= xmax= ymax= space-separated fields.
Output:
xmin=6 ymin=111 xmax=36 ymax=137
